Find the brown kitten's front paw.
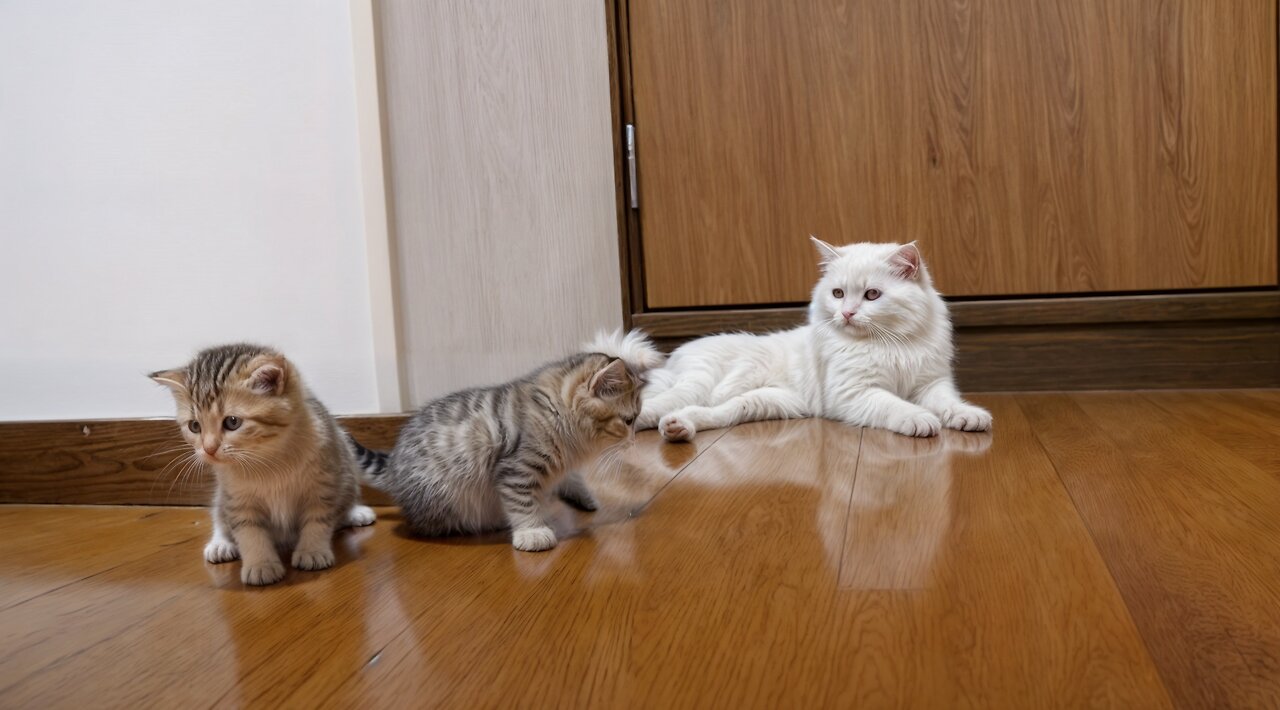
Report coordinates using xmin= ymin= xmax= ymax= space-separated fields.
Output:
xmin=241 ymin=559 xmax=286 ymax=586
xmin=203 ymin=539 xmax=239 ymax=564
xmin=511 ymin=526 xmax=558 ymax=552
xmin=291 ymin=547 xmax=336 ymax=571
xmin=940 ymin=404 xmax=992 ymax=432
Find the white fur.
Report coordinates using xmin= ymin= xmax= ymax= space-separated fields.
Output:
xmin=584 ymin=328 xmax=665 ymax=372
xmin=637 ymin=240 xmax=991 ymax=439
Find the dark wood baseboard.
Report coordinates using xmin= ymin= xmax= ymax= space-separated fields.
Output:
xmin=633 ymin=292 xmax=1280 ymax=391
xmin=0 ymin=415 xmax=408 ymax=507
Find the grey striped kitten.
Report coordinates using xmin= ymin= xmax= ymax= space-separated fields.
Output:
xmin=372 ymin=330 xmax=662 ymax=552
xmin=150 ymin=344 xmax=380 ymax=585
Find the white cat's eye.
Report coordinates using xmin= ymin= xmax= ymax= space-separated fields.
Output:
xmin=864 ymin=289 xmax=881 ymax=301
xmin=832 ymin=288 xmax=844 ymax=299
xmin=187 ymin=420 xmax=201 ymax=434
xmin=222 ymin=416 xmax=242 ymax=431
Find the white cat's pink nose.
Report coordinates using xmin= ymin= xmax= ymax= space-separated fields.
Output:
xmin=842 ymin=310 xmax=856 ymax=321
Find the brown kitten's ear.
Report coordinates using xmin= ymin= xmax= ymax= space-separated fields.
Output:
xmin=246 ymin=355 xmax=288 ymax=396
xmin=149 ymin=368 xmax=187 ymax=393
xmin=589 ymin=359 xmax=630 ymax=398
xmin=810 ymin=235 xmax=841 ymax=267
xmin=890 ymin=242 xmax=922 ymax=280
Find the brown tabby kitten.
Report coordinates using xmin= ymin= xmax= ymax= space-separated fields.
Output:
xmin=151 ymin=344 xmax=377 ymax=585
xmin=373 ymin=330 xmax=661 ymax=552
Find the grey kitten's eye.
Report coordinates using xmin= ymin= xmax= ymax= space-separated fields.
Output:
xmin=864 ymin=288 xmax=881 ymax=301
xmin=188 ymin=420 xmax=201 ymax=434
xmin=222 ymin=416 xmax=241 ymax=431
xmin=832 ymin=288 xmax=845 ymax=299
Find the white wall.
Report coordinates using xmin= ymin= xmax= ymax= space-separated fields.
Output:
xmin=0 ymin=1 xmax=381 ymax=420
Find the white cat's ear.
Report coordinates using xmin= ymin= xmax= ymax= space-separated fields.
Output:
xmin=149 ymin=368 xmax=187 ymax=393
xmin=589 ymin=359 xmax=629 ymax=398
xmin=890 ymin=242 xmax=922 ymax=280
xmin=246 ymin=355 xmax=289 ymax=396
xmin=809 ymin=235 xmax=841 ymax=266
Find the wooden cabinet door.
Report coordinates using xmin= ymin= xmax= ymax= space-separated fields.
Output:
xmin=629 ymin=0 xmax=1278 ymax=308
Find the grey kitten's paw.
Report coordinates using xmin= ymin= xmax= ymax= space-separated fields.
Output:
xmin=203 ymin=538 xmax=239 ymax=564
xmin=345 ymin=504 xmax=376 ymax=527
xmin=292 ymin=547 xmax=336 ymax=571
xmin=888 ymin=410 xmax=942 ymax=438
xmin=511 ymin=526 xmax=558 ymax=552
xmin=659 ymin=413 xmax=695 ymax=442
xmin=241 ymin=559 xmax=286 ymax=586
xmin=941 ymin=404 xmax=992 ymax=432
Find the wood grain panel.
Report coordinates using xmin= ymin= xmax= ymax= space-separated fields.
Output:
xmin=629 ymin=0 xmax=1277 ymax=307
xmin=0 ymin=416 xmax=406 ymax=506
xmin=378 ymin=0 xmax=623 ymax=403
xmin=1022 ymin=393 xmax=1280 ymax=708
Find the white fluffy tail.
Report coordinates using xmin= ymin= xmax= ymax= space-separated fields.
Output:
xmin=584 ymin=328 xmax=665 ymax=372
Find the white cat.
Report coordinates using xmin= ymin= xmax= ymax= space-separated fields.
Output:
xmin=637 ymin=238 xmax=991 ymax=440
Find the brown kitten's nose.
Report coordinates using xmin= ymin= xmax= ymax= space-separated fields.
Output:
xmin=203 ymin=443 xmax=219 ymax=457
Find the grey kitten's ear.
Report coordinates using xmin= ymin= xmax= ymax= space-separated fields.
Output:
xmin=149 ymin=368 xmax=187 ymax=393
xmin=810 ymin=235 xmax=841 ymax=266
xmin=246 ymin=355 xmax=289 ymax=396
xmin=890 ymin=242 xmax=922 ymax=280
xmin=589 ymin=359 xmax=630 ymax=398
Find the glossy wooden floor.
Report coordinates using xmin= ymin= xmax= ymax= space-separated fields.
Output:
xmin=1 ymin=392 xmax=1277 ymax=708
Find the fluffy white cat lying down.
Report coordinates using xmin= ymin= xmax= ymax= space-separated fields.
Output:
xmin=637 ymin=238 xmax=991 ymax=441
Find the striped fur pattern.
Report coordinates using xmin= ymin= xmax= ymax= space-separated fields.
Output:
xmin=150 ymin=343 xmax=376 ymax=586
xmin=380 ymin=330 xmax=661 ymax=552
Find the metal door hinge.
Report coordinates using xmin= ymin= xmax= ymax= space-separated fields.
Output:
xmin=626 ymin=123 xmax=639 ymax=209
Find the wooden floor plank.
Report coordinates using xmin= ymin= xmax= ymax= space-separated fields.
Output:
xmin=318 ymin=419 xmax=862 ymax=708
xmin=1021 ymin=392 xmax=1280 ymax=709
xmin=0 ymin=506 xmax=204 ymax=611
xmin=835 ymin=398 xmax=1168 ymax=707
xmin=1141 ymin=391 xmax=1279 ymax=474
xmin=0 ymin=429 xmax=726 ymax=708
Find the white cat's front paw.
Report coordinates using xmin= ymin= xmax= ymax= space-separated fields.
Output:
xmin=204 ymin=538 xmax=239 ymax=564
xmin=941 ymin=404 xmax=992 ymax=432
xmin=659 ymin=413 xmax=696 ymax=442
xmin=345 ymin=504 xmax=376 ymax=527
xmin=511 ymin=526 xmax=558 ymax=552
xmin=241 ymin=559 xmax=286 ymax=586
xmin=292 ymin=547 xmax=336 ymax=571
xmin=888 ymin=410 xmax=942 ymax=437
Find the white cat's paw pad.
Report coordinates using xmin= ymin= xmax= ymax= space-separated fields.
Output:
xmin=203 ymin=539 xmax=240 ymax=564
xmin=942 ymin=405 xmax=992 ymax=432
xmin=241 ymin=560 xmax=286 ymax=586
xmin=890 ymin=411 xmax=942 ymax=438
xmin=512 ymin=526 xmax=558 ymax=552
xmin=659 ymin=413 xmax=695 ymax=442
xmin=345 ymin=504 xmax=376 ymax=527
xmin=291 ymin=547 xmax=336 ymax=571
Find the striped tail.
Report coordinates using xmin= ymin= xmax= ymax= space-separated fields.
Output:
xmin=347 ymin=433 xmax=389 ymax=481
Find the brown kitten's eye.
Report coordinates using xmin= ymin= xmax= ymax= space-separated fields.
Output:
xmin=864 ymin=288 xmax=881 ymax=301
xmin=832 ymin=288 xmax=845 ymax=299
xmin=188 ymin=420 xmax=201 ymax=434
xmin=222 ymin=416 xmax=241 ymax=431
xmin=622 ymin=415 xmax=636 ymax=427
